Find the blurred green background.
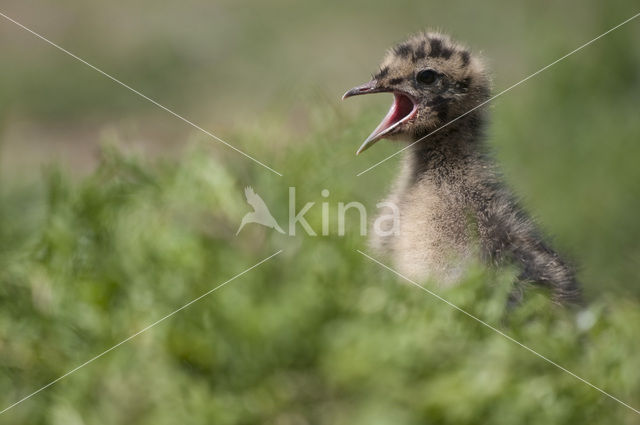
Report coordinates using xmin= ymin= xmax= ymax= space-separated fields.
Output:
xmin=1 ymin=0 xmax=639 ymax=424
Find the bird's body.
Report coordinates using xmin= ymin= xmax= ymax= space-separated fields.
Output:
xmin=344 ymin=32 xmax=581 ymax=304
xmin=371 ymin=136 xmax=481 ymax=285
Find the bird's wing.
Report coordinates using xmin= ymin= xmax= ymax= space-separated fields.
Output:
xmin=245 ymin=186 xmax=269 ymax=211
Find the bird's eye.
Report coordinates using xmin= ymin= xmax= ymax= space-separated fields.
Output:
xmin=416 ymin=69 xmax=438 ymax=85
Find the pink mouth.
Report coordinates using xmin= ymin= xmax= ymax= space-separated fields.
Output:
xmin=357 ymin=92 xmax=417 ymax=154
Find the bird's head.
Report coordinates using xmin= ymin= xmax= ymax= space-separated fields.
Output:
xmin=343 ymin=32 xmax=490 ymax=154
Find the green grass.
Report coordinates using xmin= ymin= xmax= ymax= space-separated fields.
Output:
xmin=1 ymin=122 xmax=640 ymax=423
xmin=1 ymin=0 xmax=640 ymax=422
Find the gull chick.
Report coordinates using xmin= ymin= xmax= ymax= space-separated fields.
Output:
xmin=344 ymin=32 xmax=581 ymax=304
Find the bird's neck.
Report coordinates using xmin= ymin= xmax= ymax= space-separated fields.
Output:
xmin=405 ymin=112 xmax=488 ymax=187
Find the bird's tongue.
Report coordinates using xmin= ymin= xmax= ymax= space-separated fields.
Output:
xmin=358 ymin=93 xmax=414 ymax=154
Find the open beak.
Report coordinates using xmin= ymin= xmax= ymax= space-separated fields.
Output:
xmin=342 ymin=80 xmax=417 ymax=155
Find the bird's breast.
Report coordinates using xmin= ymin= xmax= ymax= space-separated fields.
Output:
xmin=370 ymin=178 xmax=476 ymax=284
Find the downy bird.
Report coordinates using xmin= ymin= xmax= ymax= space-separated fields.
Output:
xmin=343 ymin=32 xmax=581 ymax=305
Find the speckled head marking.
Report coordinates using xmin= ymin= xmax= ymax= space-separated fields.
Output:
xmin=343 ymin=32 xmax=490 ymax=154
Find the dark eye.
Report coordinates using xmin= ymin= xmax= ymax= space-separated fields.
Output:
xmin=416 ymin=69 xmax=438 ymax=85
